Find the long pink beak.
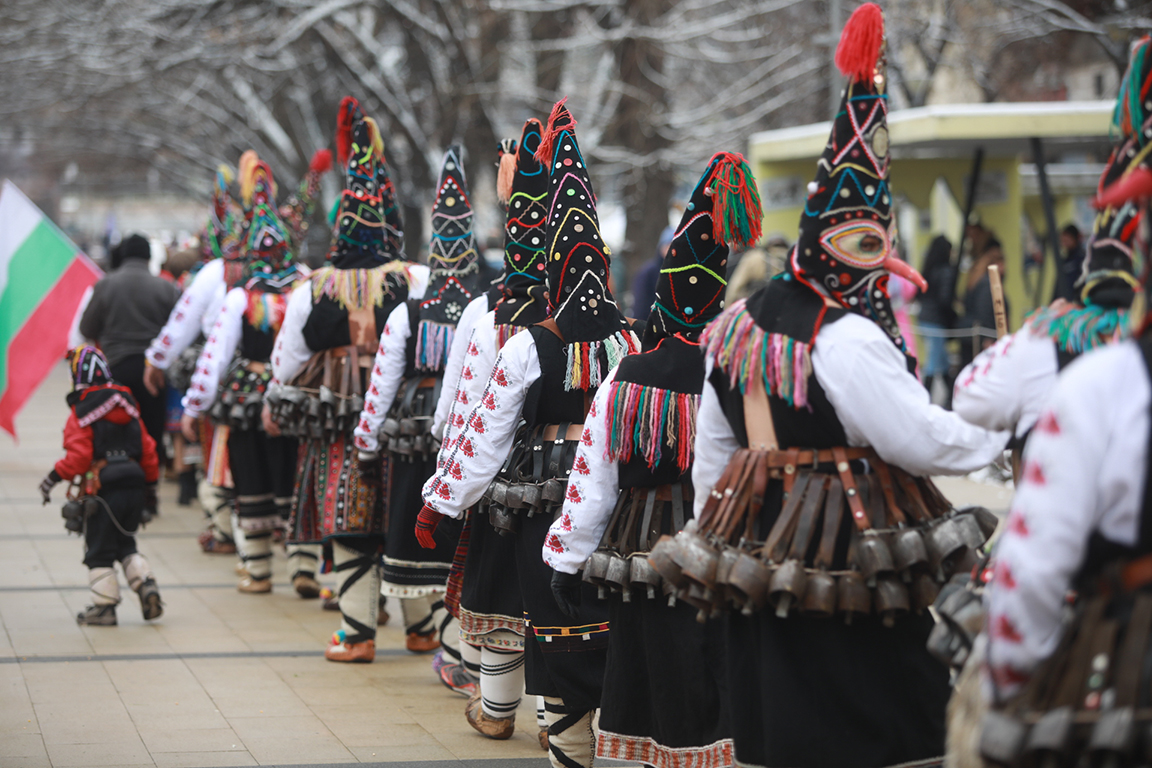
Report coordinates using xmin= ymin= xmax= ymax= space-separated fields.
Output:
xmin=884 ymin=255 xmax=928 ymax=292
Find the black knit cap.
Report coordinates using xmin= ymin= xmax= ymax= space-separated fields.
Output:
xmin=493 ymin=118 xmax=550 ymax=328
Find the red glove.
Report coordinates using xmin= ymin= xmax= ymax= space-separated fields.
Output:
xmin=415 ymin=505 xmax=444 ymax=549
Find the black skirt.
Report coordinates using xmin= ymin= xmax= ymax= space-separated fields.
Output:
xmin=382 ymin=452 xmax=455 ymax=595
xmin=515 ymin=509 xmax=608 ymax=710
xmin=459 ymin=507 xmax=525 ymax=646
xmin=597 ymin=595 xmax=733 ymax=767
xmin=724 ymin=609 xmax=949 ymax=768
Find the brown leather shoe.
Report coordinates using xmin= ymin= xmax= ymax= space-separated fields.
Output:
xmin=293 ymin=575 xmax=321 ymax=599
xmin=538 ymin=726 xmax=549 ymax=751
xmin=465 ymin=688 xmax=482 ymax=720
xmin=198 ymin=530 xmax=237 ymax=554
xmin=325 ymin=639 xmax=375 ymax=663
xmin=237 ymin=576 xmax=271 ymax=594
xmin=406 ymin=630 xmax=440 ymax=654
xmin=466 ymin=701 xmax=515 ymax=740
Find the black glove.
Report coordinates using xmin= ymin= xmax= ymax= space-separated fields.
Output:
xmin=39 ymin=470 xmax=61 ymax=505
xmin=141 ymin=483 xmax=158 ymax=524
xmin=551 ymin=569 xmax=583 ymax=619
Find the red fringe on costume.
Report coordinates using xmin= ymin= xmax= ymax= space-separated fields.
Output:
xmin=444 ymin=509 xmax=471 ymax=619
xmin=604 ymin=380 xmax=698 ymax=474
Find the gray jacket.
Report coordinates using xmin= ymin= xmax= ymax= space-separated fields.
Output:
xmin=79 ymin=259 xmax=181 ymax=367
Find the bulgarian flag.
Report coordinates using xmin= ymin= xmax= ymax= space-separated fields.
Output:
xmin=0 ymin=180 xmax=102 ymax=438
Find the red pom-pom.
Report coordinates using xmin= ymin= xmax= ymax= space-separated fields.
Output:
xmin=835 ymin=2 xmax=884 ymax=83
xmin=1096 ymin=167 xmax=1152 ymax=209
xmin=335 ymin=96 xmax=359 ymax=166
xmin=534 ymin=97 xmax=575 ymax=167
xmin=309 ymin=148 xmax=333 ymax=175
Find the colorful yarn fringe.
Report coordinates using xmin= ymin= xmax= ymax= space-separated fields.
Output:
xmin=415 ymin=320 xmax=454 ymax=372
xmin=1113 ymin=36 xmax=1151 ymax=144
xmin=563 ymin=330 xmax=639 ymax=391
xmin=604 ymin=381 xmax=698 ymax=473
xmin=311 ymin=262 xmax=410 ymax=310
xmin=244 ymin=291 xmax=288 ymax=334
xmin=709 ymin=152 xmax=763 ymax=249
xmin=701 ymin=299 xmax=812 ymax=409
xmin=495 ymin=322 xmax=520 ymax=349
xmin=1025 ymin=301 xmax=1129 ymax=357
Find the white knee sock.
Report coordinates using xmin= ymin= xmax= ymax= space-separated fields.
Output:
xmin=209 ymin=486 xmax=233 ymax=540
xmin=241 ymin=531 xmax=273 ymax=580
xmin=434 ymin=602 xmax=460 ymax=663
xmin=542 ymin=696 xmax=596 ymax=768
xmin=333 ymin=540 xmax=381 ymax=643
xmin=231 ymin=511 xmax=247 ymax=567
xmin=461 ymin=641 xmax=482 ymax=678
xmin=400 ymin=594 xmax=435 ymax=635
xmin=537 ymin=695 xmax=547 ymax=729
xmin=286 ymin=543 xmax=320 ymax=580
xmin=480 ymin=647 xmax=524 ymax=719
xmin=89 ymin=567 xmax=120 ymax=606
xmin=120 ymin=553 xmax=153 ymax=593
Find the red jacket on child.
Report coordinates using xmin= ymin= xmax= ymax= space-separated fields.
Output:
xmin=56 ymin=383 xmax=159 ymax=484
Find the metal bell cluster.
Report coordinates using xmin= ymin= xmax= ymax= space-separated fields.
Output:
xmin=209 ymin=363 xmax=270 ymax=431
xmin=267 ymin=383 xmax=364 ymax=441
xmin=647 ymin=447 xmax=1000 ymax=626
xmin=379 ymin=377 xmax=441 ymax=460
xmin=979 ymin=585 xmax=1152 ymax=768
xmin=167 ymin=343 xmax=202 ymax=392
xmin=481 ymin=421 xmax=582 ymax=537
xmin=483 ymin=476 xmax=568 ymax=537
xmin=582 ymin=483 xmax=691 ymax=604
xmin=926 ymin=566 xmax=989 ymax=671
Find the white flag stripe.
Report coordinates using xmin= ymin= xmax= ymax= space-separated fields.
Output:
xmin=0 ymin=180 xmax=46 ymax=303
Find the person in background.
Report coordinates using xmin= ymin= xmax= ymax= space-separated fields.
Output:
xmin=725 ymin=233 xmax=790 ymax=302
xmin=39 ymin=347 xmax=163 ymax=626
xmin=629 ymin=226 xmax=674 ymax=319
xmin=915 ymin=235 xmax=957 ymax=400
xmin=959 ymin=238 xmax=1007 ymax=368
xmin=1052 ymin=223 xmax=1085 ymax=302
xmin=80 ymin=234 xmax=181 ymax=469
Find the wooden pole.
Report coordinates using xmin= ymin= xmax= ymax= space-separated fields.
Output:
xmin=989 ymin=264 xmax=1008 ymax=339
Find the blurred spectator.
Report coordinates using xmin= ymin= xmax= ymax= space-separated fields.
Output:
xmin=630 ymin=226 xmax=674 ymax=318
xmin=959 ymin=238 xmax=1007 ymax=368
xmin=1052 ymin=223 xmax=1084 ymax=303
xmin=79 ymin=234 xmax=181 ymax=466
xmin=915 ymin=235 xmax=956 ymax=396
xmin=161 ymin=246 xmax=200 ymax=288
xmin=726 ymin=233 xmax=790 ymax=302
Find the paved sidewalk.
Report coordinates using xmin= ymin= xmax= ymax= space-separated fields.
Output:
xmin=0 ymin=364 xmax=551 ymax=768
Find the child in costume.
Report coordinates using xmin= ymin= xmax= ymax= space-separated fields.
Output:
xmin=40 ymin=346 xmax=163 ymax=626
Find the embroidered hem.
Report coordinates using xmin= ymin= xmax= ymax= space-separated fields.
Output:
xmin=458 ymin=607 xmax=526 ymax=640
xmin=597 ymin=730 xmax=734 ymax=768
xmin=380 ymin=583 xmax=448 ymax=599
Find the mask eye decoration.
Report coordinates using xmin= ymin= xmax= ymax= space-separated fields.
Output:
xmin=819 ymin=220 xmax=889 ymax=270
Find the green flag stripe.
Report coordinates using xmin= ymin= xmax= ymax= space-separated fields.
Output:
xmin=0 ymin=221 xmax=77 ymax=400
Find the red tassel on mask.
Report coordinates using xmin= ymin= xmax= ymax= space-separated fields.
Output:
xmin=497 ymin=140 xmax=517 ymax=205
xmin=834 ymin=2 xmax=884 ymax=83
xmin=335 ymin=96 xmax=359 ymax=166
xmin=534 ymin=97 xmax=575 ymax=167
xmin=309 ymin=148 xmax=333 ymax=175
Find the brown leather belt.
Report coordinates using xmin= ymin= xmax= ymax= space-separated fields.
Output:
xmin=1120 ymin=553 xmax=1152 ymax=592
xmin=762 ymin=446 xmax=872 ymax=472
xmin=415 ymin=377 xmax=438 ymax=389
xmin=646 ymin=484 xmax=693 ymax=502
xmin=542 ymin=423 xmax=584 ymax=441
xmin=245 ymin=361 xmax=267 ymax=374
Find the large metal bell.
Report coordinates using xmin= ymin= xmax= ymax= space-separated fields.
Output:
xmin=837 ymin=571 xmax=871 ymax=624
xmin=801 ymin=570 xmax=837 ymax=618
xmin=909 ymin=572 xmax=939 ymax=613
xmin=727 ymin=552 xmax=771 ymax=615
xmin=891 ymin=528 xmax=929 ymax=581
xmin=582 ymin=552 xmax=613 ymax=600
xmin=630 ymin=555 xmax=662 ymax=600
xmin=649 ymin=535 xmax=686 ymax=587
xmin=382 ymin=418 xmax=401 ymax=438
xmin=681 ymin=581 xmax=717 ymax=622
xmin=952 ymin=513 xmax=986 ymax=549
xmin=958 ymin=505 xmax=1000 ymax=541
xmin=488 ymin=505 xmax=518 ymax=537
xmin=925 ymin=518 xmax=967 ymax=574
xmin=520 ymin=484 xmax=542 ymax=510
xmin=604 ymin=554 xmax=632 ymax=600
xmin=678 ymin=530 xmax=720 ymax=590
xmin=504 ymin=485 xmax=528 ymax=510
xmin=874 ymin=576 xmax=910 ymax=627
xmin=541 ymin=478 xmax=567 ymax=504
xmin=768 ymin=559 xmax=807 ymax=619
xmin=854 ymin=533 xmax=894 ymax=587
